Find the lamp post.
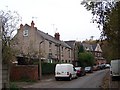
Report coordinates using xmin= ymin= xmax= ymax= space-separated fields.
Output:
xmin=38 ymin=41 xmax=44 ymax=80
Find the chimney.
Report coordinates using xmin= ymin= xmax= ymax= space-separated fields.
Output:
xmin=31 ymin=20 xmax=35 ymax=27
xmin=54 ymin=32 xmax=60 ymax=40
xmin=20 ymin=24 xmax=23 ymax=29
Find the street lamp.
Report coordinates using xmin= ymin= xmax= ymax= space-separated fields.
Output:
xmin=38 ymin=40 xmax=44 ymax=80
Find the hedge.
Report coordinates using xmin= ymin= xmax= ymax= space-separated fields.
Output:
xmin=41 ymin=63 xmax=56 ymax=75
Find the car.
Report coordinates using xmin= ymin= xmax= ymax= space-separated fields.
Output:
xmin=93 ymin=65 xmax=98 ymax=71
xmin=105 ymin=64 xmax=110 ymax=68
xmin=75 ymin=67 xmax=86 ymax=77
xmin=85 ymin=66 xmax=93 ymax=73
xmin=98 ymin=64 xmax=106 ymax=70
xmin=55 ymin=64 xmax=77 ymax=81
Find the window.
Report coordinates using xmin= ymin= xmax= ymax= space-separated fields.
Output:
xmin=49 ymin=42 xmax=52 ymax=53
xmin=68 ymin=49 xmax=71 ymax=58
xmin=65 ymin=60 xmax=67 ymax=63
xmin=55 ymin=44 xmax=58 ymax=56
xmin=49 ymin=42 xmax=52 ymax=47
xmin=69 ymin=60 xmax=71 ymax=63
xmin=23 ymin=29 xmax=28 ymax=36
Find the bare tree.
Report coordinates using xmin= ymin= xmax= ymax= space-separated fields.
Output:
xmin=0 ymin=9 xmax=21 ymax=63
xmin=0 ymin=9 xmax=21 ymax=46
xmin=0 ymin=8 xmax=21 ymax=89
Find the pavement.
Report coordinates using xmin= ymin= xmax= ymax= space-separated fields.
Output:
xmin=11 ymin=74 xmax=55 ymax=88
xmin=41 ymin=74 xmax=54 ymax=81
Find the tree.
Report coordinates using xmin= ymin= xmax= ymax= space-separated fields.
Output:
xmin=103 ymin=2 xmax=120 ymax=59
xmin=81 ymin=1 xmax=120 ymax=59
xmin=0 ymin=9 xmax=21 ymax=63
xmin=78 ymin=52 xmax=94 ymax=67
xmin=100 ymin=40 xmax=115 ymax=62
xmin=0 ymin=9 xmax=21 ymax=88
xmin=78 ymin=44 xmax=84 ymax=53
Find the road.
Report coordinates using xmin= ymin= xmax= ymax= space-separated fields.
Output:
xmin=22 ymin=69 xmax=109 ymax=88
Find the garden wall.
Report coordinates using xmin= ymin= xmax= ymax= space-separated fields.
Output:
xmin=10 ymin=65 xmax=38 ymax=81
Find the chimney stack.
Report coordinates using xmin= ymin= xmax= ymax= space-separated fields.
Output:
xmin=31 ymin=20 xmax=35 ymax=27
xmin=20 ymin=24 xmax=23 ymax=29
xmin=54 ymin=32 xmax=60 ymax=40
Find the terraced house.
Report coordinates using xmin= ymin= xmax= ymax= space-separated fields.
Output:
xmin=12 ymin=21 xmax=72 ymax=63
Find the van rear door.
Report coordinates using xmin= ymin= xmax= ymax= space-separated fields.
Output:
xmin=111 ymin=60 xmax=120 ymax=77
xmin=55 ymin=64 xmax=70 ymax=77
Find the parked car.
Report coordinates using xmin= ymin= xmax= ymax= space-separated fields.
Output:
xmin=85 ymin=66 xmax=93 ymax=73
xmin=98 ymin=64 xmax=106 ymax=70
xmin=75 ymin=67 xmax=86 ymax=77
xmin=105 ymin=64 xmax=110 ymax=68
xmin=93 ymin=65 xmax=98 ymax=71
xmin=55 ymin=64 xmax=77 ymax=81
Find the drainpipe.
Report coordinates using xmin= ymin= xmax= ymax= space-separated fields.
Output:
xmin=59 ymin=44 xmax=61 ymax=63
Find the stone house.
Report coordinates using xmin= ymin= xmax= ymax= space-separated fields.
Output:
xmin=65 ymin=40 xmax=80 ymax=66
xmin=12 ymin=21 xmax=72 ymax=63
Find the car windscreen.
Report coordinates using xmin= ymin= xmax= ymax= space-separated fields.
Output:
xmin=75 ymin=67 xmax=81 ymax=70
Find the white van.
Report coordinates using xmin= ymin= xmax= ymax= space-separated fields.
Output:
xmin=55 ymin=64 xmax=77 ymax=81
xmin=110 ymin=60 xmax=120 ymax=80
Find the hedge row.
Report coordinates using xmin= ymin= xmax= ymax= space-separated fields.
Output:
xmin=41 ymin=63 xmax=56 ymax=75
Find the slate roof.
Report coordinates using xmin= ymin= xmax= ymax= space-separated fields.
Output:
xmin=37 ymin=29 xmax=71 ymax=48
xmin=91 ymin=44 xmax=97 ymax=51
xmin=82 ymin=43 xmax=102 ymax=52
xmin=22 ymin=24 xmax=71 ymax=48
xmin=65 ymin=40 xmax=76 ymax=48
xmin=82 ymin=43 xmax=93 ymax=51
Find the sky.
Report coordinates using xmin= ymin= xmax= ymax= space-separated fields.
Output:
xmin=0 ymin=0 xmax=101 ymax=41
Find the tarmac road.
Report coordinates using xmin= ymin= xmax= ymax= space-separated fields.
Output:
xmin=22 ymin=69 xmax=109 ymax=88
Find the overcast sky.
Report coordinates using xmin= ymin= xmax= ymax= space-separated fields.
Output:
xmin=0 ymin=0 xmax=101 ymax=41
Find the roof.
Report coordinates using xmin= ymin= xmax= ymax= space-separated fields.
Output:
xmin=37 ymin=29 xmax=71 ymax=48
xmin=65 ymin=40 xmax=76 ymax=48
xmin=82 ymin=43 xmax=93 ymax=51
xmin=94 ymin=44 xmax=102 ymax=52
xmin=16 ymin=23 xmax=71 ymax=49
xmin=82 ymin=43 xmax=102 ymax=52
xmin=91 ymin=44 xmax=97 ymax=51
